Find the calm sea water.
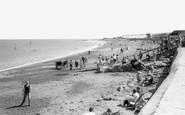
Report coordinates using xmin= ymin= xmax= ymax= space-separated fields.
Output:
xmin=0 ymin=39 xmax=98 ymax=72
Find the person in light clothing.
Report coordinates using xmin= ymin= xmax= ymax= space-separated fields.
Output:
xmin=123 ymin=89 xmax=139 ymax=107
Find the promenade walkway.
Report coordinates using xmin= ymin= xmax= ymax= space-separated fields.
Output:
xmin=139 ymin=48 xmax=185 ymax=115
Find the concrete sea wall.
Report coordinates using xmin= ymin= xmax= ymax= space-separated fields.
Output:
xmin=139 ymin=48 xmax=185 ymax=115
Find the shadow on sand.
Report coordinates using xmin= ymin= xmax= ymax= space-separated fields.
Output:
xmin=6 ymin=105 xmax=30 ymax=109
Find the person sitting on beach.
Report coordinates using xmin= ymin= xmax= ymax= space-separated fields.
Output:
xmin=136 ymin=71 xmax=143 ymax=85
xmin=98 ymin=54 xmax=102 ymax=64
xmin=101 ymin=58 xmax=106 ymax=65
xmin=19 ymin=81 xmax=31 ymax=106
xmin=143 ymin=73 xmax=154 ymax=86
xmin=123 ymin=89 xmax=140 ymax=107
xmin=81 ymin=107 xmax=96 ymax=115
xmin=69 ymin=60 xmax=73 ymax=70
xmin=102 ymin=108 xmax=112 ymax=115
xmin=146 ymin=52 xmax=151 ymax=62
xmin=136 ymin=86 xmax=141 ymax=95
xmin=122 ymin=56 xmax=130 ymax=65
xmin=152 ymin=51 xmax=156 ymax=62
xmin=131 ymin=58 xmax=145 ymax=71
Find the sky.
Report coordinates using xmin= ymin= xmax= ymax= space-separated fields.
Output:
xmin=0 ymin=0 xmax=184 ymax=39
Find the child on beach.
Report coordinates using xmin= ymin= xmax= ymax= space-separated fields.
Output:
xmin=19 ymin=81 xmax=31 ymax=106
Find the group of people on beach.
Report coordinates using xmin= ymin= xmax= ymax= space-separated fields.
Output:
xmin=55 ymin=57 xmax=87 ymax=70
xmin=90 ymin=38 xmax=177 ymax=114
xmin=17 ymin=36 xmax=181 ymax=114
xmin=98 ymin=54 xmax=120 ymax=66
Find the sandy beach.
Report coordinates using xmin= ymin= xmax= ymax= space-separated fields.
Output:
xmin=0 ymin=39 xmax=169 ymax=115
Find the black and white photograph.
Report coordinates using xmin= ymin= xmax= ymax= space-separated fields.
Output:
xmin=0 ymin=0 xmax=185 ymax=115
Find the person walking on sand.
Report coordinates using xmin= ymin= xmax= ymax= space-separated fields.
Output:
xmin=116 ymin=54 xmax=119 ymax=63
xmin=98 ymin=54 xmax=102 ymax=65
xmin=75 ymin=60 xmax=79 ymax=69
xmin=69 ymin=60 xmax=73 ymax=70
xmin=113 ymin=54 xmax=116 ymax=63
xmin=19 ymin=81 xmax=31 ymax=106
xmin=80 ymin=59 xmax=83 ymax=69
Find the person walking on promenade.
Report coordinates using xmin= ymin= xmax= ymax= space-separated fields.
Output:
xmin=19 ymin=81 xmax=31 ymax=106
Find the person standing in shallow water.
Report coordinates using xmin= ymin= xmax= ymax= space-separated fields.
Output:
xmin=19 ymin=81 xmax=31 ymax=106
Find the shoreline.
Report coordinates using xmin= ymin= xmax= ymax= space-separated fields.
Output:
xmin=0 ymin=40 xmax=105 ymax=73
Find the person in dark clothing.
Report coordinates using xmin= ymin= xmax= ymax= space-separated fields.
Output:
xmin=143 ymin=74 xmax=154 ymax=86
xmin=120 ymin=48 xmax=123 ymax=53
xmin=75 ymin=60 xmax=79 ymax=69
xmin=138 ymin=51 xmax=143 ymax=60
xmin=82 ymin=57 xmax=86 ymax=67
xmin=146 ymin=53 xmax=151 ymax=62
xmin=19 ymin=81 xmax=31 ymax=106
xmin=69 ymin=60 xmax=73 ymax=70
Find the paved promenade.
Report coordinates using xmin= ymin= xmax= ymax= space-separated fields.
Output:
xmin=139 ymin=48 xmax=185 ymax=115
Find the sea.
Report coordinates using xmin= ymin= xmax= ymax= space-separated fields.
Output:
xmin=0 ymin=39 xmax=102 ymax=72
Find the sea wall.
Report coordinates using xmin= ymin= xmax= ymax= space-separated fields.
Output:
xmin=139 ymin=48 xmax=183 ymax=115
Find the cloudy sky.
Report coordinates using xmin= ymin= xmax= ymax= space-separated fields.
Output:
xmin=0 ymin=0 xmax=184 ymax=39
